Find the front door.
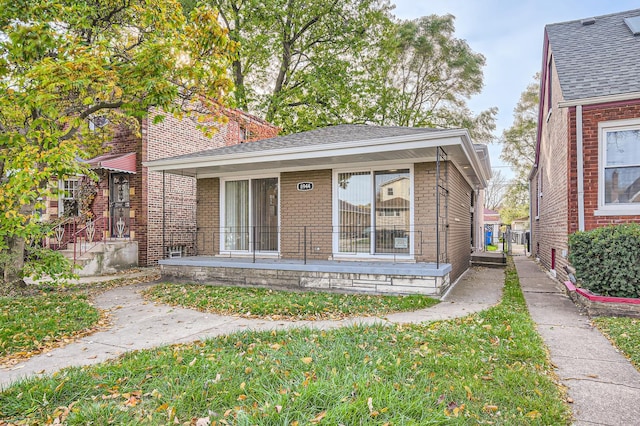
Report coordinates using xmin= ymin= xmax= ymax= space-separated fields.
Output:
xmin=110 ymin=173 xmax=130 ymax=238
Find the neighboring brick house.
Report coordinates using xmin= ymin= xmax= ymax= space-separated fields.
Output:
xmin=48 ymin=108 xmax=278 ymax=268
xmin=146 ymin=125 xmax=491 ymax=296
xmin=530 ymin=9 xmax=640 ymax=280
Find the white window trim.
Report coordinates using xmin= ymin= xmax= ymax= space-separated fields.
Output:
xmin=58 ymin=177 xmax=81 ymax=216
xmin=595 ymin=118 xmax=640 ymax=216
xmin=219 ymin=173 xmax=281 ymax=254
xmin=332 ymin=164 xmax=414 ymax=259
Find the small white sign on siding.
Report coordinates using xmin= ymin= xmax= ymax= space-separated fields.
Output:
xmin=297 ymin=182 xmax=313 ymax=191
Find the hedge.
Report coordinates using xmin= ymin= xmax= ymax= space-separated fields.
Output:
xmin=568 ymin=224 xmax=640 ymax=298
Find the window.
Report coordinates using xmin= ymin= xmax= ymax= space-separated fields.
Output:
xmin=336 ymin=168 xmax=411 ymax=256
xmin=59 ymin=178 xmax=80 ymax=216
xmin=222 ymin=177 xmax=278 ymax=251
xmin=598 ymin=120 xmax=640 ymax=214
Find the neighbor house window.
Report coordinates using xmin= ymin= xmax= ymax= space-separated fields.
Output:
xmin=598 ymin=119 xmax=640 ymax=214
xmin=222 ymin=177 xmax=278 ymax=252
xmin=59 ymin=178 xmax=80 ymax=216
xmin=335 ymin=168 xmax=411 ymax=256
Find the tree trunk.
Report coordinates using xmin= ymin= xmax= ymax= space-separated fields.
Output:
xmin=233 ymin=59 xmax=248 ymax=111
xmin=1 ymin=237 xmax=27 ymax=292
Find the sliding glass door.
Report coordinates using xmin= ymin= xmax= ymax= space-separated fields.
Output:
xmin=252 ymin=178 xmax=278 ymax=251
xmin=374 ymin=170 xmax=410 ymax=254
xmin=223 ymin=177 xmax=278 ymax=252
xmin=224 ymin=180 xmax=249 ymax=250
xmin=336 ymin=168 xmax=411 ymax=255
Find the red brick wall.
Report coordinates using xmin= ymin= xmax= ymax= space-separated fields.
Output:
xmin=534 ymin=48 xmax=640 ymax=282
xmin=568 ymin=101 xmax=640 ymax=232
xmin=530 ymin=49 xmax=571 ymax=280
xmin=70 ymin=109 xmax=278 ymax=265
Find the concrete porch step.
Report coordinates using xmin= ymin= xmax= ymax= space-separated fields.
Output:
xmin=471 ymin=252 xmax=506 ymax=268
xmin=57 ymin=241 xmax=138 ymax=276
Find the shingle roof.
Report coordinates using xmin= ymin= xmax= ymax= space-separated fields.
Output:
xmin=546 ymin=8 xmax=640 ymax=101
xmin=159 ymin=124 xmax=444 ymax=161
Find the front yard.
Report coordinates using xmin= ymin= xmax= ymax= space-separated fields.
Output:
xmin=0 ymin=261 xmax=573 ymax=425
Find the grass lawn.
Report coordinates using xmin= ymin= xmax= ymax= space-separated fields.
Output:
xmin=0 ymin=259 xmax=571 ymax=425
xmin=0 ymin=294 xmax=101 ymax=364
xmin=143 ymin=284 xmax=439 ymax=320
xmin=592 ymin=317 xmax=640 ymax=370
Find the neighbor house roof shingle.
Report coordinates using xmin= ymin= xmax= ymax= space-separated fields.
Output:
xmin=546 ymin=8 xmax=640 ymax=101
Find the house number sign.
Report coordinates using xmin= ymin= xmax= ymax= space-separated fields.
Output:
xmin=297 ymin=182 xmax=313 ymax=191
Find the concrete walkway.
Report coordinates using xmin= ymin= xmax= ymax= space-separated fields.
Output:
xmin=0 ymin=266 xmax=503 ymax=389
xmin=514 ymin=256 xmax=640 ymax=426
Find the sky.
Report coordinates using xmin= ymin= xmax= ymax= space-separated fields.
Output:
xmin=393 ymin=0 xmax=640 ymax=178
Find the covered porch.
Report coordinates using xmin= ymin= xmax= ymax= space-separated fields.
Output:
xmin=146 ymin=125 xmax=491 ymax=296
xmin=160 ymin=256 xmax=451 ymax=296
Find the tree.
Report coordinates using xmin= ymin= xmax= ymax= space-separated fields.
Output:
xmin=500 ymin=180 xmax=530 ymax=225
xmin=0 ymin=0 xmax=235 ymax=291
xmin=484 ymin=169 xmax=508 ymax=210
xmin=361 ymin=14 xmax=497 ymax=143
xmin=187 ymin=2 xmax=496 ymax=138
xmin=188 ymin=0 xmax=394 ymax=133
xmin=500 ymin=74 xmax=539 ymax=179
xmin=497 ymin=74 xmax=539 ymax=223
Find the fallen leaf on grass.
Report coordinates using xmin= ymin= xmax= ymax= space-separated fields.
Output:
xmin=525 ymin=410 xmax=541 ymax=419
xmin=310 ymin=411 xmax=326 ymax=423
xmin=194 ymin=417 xmax=210 ymax=426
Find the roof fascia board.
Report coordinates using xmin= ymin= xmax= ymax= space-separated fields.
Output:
xmin=459 ymin=132 xmax=489 ymax=188
xmin=533 ymin=30 xmax=551 ymax=175
xmin=558 ymin=91 xmax=640 ymax=108
xmin=196 ymin=156 xmax=440 ymax=179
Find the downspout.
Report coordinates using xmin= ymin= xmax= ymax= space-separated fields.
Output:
xmin=576 ymin=105 xmax=585 ymax=231
xmin=162 ymin=171 xmax=166 ymax=258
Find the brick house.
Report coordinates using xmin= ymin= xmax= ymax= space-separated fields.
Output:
xmin=145 ymin=125 xmax=491 ymax=296
xmin=530 ymin=9 xmax=640 ymax=280
xmin=47 ymin=109 xmax=278 ymax=273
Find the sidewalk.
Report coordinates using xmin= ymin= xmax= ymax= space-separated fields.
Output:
xmin=514 ymin=256 xmax=640 ymax=426
xmin=0 ymin=265 xmax=503 ymax=389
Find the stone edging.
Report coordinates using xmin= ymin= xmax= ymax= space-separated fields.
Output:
xmin=564 ymin=281 xmax=640 ymax=318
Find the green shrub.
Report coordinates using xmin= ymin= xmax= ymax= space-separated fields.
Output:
xmin=568 ymin=224 xmax=640 ymax=298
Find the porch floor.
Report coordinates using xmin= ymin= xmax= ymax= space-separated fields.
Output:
xmin=159 ymin=256 xmax=452 ymax=277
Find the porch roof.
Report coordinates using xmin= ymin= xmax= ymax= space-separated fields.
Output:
xmin=144 ymin=125 xmax=491 ymax=189
xmin=85 ymin=152 xmax=137 ymax=174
